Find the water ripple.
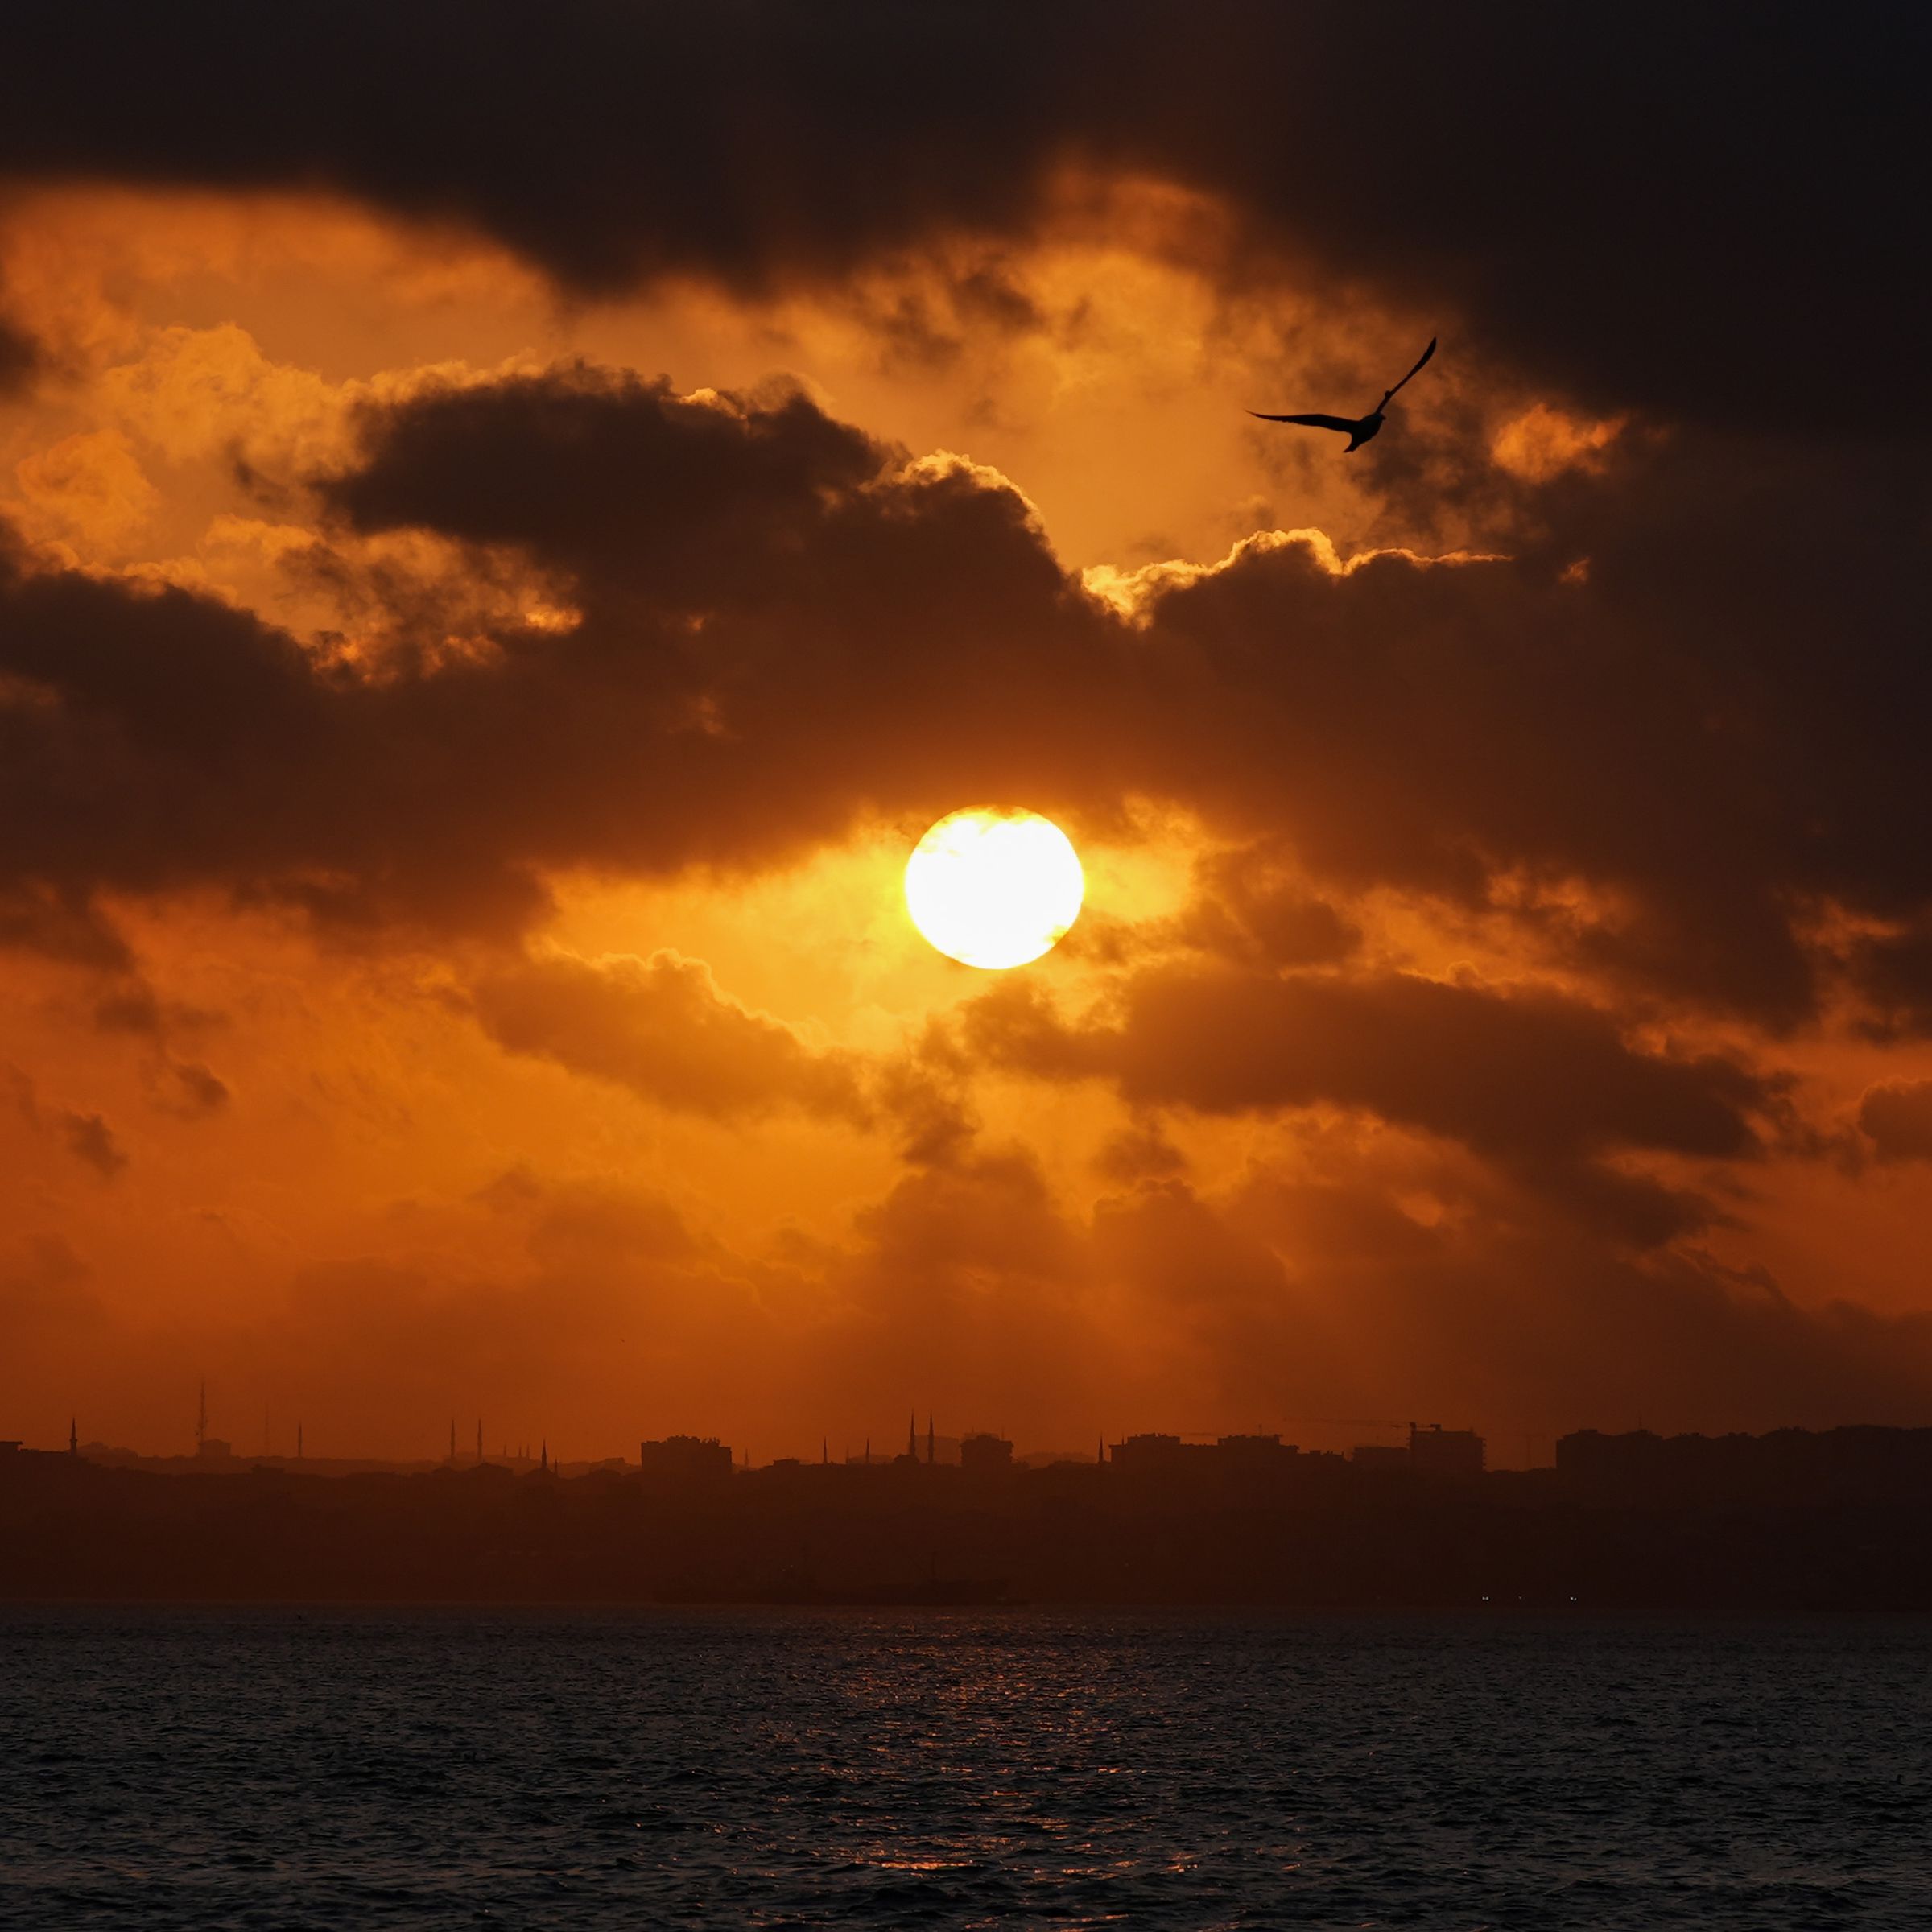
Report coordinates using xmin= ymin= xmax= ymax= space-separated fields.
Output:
xmin=0 ymin=1608 xmax=1927 ymax=1929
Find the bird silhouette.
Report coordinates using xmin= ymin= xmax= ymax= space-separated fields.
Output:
xmin=1249 ymin=337 xmax=1437 ymax=452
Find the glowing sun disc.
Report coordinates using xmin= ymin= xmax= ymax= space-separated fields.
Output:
xmin=905 ymin=808 xmax=1084 ymax=969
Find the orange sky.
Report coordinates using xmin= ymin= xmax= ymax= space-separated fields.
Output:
xmin=2 ymin=15 xmax=1929 ymax=1463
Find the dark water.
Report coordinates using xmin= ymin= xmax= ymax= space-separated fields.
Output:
xmin=2 ymin=1608 xmax=1928 ymax=1929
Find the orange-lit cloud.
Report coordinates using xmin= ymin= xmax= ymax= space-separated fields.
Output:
xmin=0 ymin=6 xmax=1926 ymax=1464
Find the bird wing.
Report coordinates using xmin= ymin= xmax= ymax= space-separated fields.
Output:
xmin=1248 ymin=411 xmax=1359 ymax=433
xmin=1379 ymin=336 xmax=1438 ymax=404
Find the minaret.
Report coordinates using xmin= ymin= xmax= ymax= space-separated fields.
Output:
xmin=69 ymin=1416 xmax=77 ymax=1457
xmin=906 ymin=1410 xmax=917 ymax=1459
xmin=540 ymin=1439 xmax=548 ymax=1473
xmin=821 ymin=1437 xmax=828 ymax=1466
xmin=927 ymin=1414 xmax=935 ymax=1465
xmin=1097 ymin=1435 xmax=1105 ymax=1467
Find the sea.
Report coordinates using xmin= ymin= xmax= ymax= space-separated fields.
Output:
xmin=1 ymin=1607 xmax=1927 ymax=1930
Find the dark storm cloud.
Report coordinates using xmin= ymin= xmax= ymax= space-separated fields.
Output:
xmin=0 ymin=881 xmax=135 ymax=972
xmin=0 ymin=5 xmax=1921 ymax=439
xmin=1846 ymin=918 xmax=1932 ymax=1039
xmin=325 ymin=369 xmax=1932 ymax=1037
xmin=1170 ymin=847 xmax=1360 ymax=970
xmin=3 ymin=357 xmax=1930 ymax=1042
xmin=964 ymin=964 xmax=1764 ymax=1245
xmin=1129 ymin=434 xmax=1930 ymax=1030
xmin=322 ymin=369 xmax=882 ymax=596
xmin=0 ymin=374 xmax=1107 ymax=941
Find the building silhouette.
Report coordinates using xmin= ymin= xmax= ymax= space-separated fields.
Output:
xmin=9 ymin=1418 xmax=1932 ymax=1608
xmin=1349 ymin=1424 xmax=1486 ymax=1477
xmin=1110 ymin=1432 xmax=1191 ymax=1473
xmin=1409 ymin=1424 xmax=1485 ymax=1479
xmin=638 ymin=1435 xmax=733 ymax=1478
xmin=960 ymin=1431 xmax=1013 ymax=1472
xmin=1110 ymin=1431 xmax=1304 ymax=1474
xmin=1557 ymin=1425 xmax=1932 ymax=1501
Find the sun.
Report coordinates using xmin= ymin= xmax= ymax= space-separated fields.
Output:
xmin=904 ymin=807 xmax=1084 ymax=969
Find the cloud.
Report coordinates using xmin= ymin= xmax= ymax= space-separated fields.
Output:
xmin=0 ymin=349 xmax=1923 ymax=1058
xmin=1858 ymin=1081 xmax=1932 ymax=1162
xmin=469 ymin=947 xmax=866 ymax=1124
xmin=6 ymin=1062 xmax=130 ymax=1177
xmin=966 ymin=963 xmax=1768 ymax=1246
xmin=13 ymin=430 xmax=156 ymax=548
xmin=0 ymin=14 xmax=1926 ymax=1455
xmin=158 ymin=1059 xmax=230 ymax=1118
xmin=0 ymin=371 xmax=1102 ymax=945
xmin=0 ymin=356 xmax=1920 ymax=1051
xmin=0 ymin=884 xmax=133 ymax=976
xmin=477 ymin=1165 xmax=700 ymax=1269
xmin=1170 ymin=845 xmax=1360 ymax=968
xmin=323 ymin=366 xmax=885 ymax=594
xmin=970 ymin=965 xmax=1766 ymax=1162
xmin=0 ymin=320 xmax=36 ymax=397
xmin=0 ymin=6 xmax=1917 ymax=446
xmin=0 ymin=1232 xmax=99 ymax=1339
xmin=1847 ymin=918 xmax=1932 ymax=1039
xmin=1091 ymin=1163 xmax=1932 ymax=1435
xmin=1093 ymin=1117 xmax=1187 ymax=1185
xmin=317 ymin=368 xmax=1930 ymax=1042
xmin=60 ymin=1108 xmax=126 ymax=1178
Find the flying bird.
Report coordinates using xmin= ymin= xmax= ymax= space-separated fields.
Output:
xmin=1249 ymin=336 xmax=1438 ymax=452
